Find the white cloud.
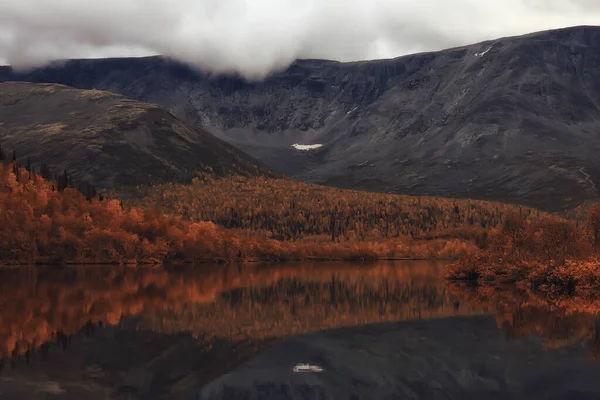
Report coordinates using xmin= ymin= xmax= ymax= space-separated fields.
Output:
xmin=1 ymin=0 xmax=599 ymax=78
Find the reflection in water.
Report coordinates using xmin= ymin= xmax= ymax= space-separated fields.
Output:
xmin=3 ymin=261 xmax=600 ymax=371
xmin=0 ymin=261 xmax=479 ymax=364
xmin=449 ymin=283 xmax=600 ymax=359
xmin=139 ymin=261 xmax=484 ymax=341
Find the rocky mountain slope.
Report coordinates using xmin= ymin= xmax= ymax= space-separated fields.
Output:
xmin=0 ymin=82 xmax=270 ymax=188
xmin=2 ymin=26 xmax=600 ymax=209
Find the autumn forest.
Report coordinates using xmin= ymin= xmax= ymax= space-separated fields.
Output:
xmin=0 ymin=156 xmax=521 ymax=265
xmin=2 ymin=144 xmax=600 ymax=296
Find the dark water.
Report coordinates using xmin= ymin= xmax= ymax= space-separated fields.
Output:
xmin=0 ymin=261 xmax=599 ymax=399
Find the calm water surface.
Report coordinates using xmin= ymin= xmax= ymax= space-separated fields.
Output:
xmin=0 ymin=261 xmax=599 ymax=399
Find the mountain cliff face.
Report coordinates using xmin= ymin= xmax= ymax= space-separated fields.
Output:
xmin=0 ymin=82 xmax=270 ymax=188
xmin=2 ymin=26 xmax=600 ymax=209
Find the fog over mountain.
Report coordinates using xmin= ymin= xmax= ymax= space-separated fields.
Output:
xmin=3 ymin=25 xmax=600 ymax=210
xmin=2 ymin=0 xmax=600 ymax=78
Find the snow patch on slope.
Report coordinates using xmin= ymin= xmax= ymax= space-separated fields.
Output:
xmin=292 ymin=143 xmax=323 ymax=151
xmin=475 ymin=46 xmax=493 ymax=57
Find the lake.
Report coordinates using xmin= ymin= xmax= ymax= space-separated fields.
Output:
xmin=0 ymin=261 xmax=599 ymax=399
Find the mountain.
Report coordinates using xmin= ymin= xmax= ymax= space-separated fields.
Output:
xmin=0 ymin=82 xmax=271 ymax=188
xmin=2 ymin=26 xmax=600 ymax=209
xmin=199 ymin=317 xmax=600 ymax=400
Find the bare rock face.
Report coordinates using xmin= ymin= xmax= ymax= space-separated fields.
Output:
xmin=0 ymin=82 xmax=271 ymax=188
xmin=3 ymin=26 xmax=600 ymax=209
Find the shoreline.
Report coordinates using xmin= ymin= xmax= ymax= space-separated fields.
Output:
xmin=0 ymin=257 xmax=454 ymax=268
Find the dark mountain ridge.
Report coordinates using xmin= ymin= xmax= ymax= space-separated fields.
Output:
xmin=2 ymin=26 xmax=600 ymax=209
xmin=0 ymin=82 xmax=271 ymax=189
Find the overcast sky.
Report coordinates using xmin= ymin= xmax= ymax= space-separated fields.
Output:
xmin=1 ymin=0 xmax=599 ymax=78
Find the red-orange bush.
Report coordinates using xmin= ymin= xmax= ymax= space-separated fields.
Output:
xmin=448 ymin=208 xmax=600 ymax=294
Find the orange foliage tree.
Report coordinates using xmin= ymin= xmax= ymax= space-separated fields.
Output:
xmin=126 ymin=174 xmax=543 ymax=246
xmin=448 ymin=207 xmax=600 ymax=295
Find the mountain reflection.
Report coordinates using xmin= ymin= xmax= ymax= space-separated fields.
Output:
xmin=0 ymin=261 xmax=478 ymax=362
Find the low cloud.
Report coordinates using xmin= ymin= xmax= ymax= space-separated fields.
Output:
xmin=1 ymin=0 xmax=599 ymax=79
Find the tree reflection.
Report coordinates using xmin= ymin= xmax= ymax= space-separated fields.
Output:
xmin=450 ymin=282 xmax=600 ymax=358
xmin=0 ymin=261 xmax=479 ymax=365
